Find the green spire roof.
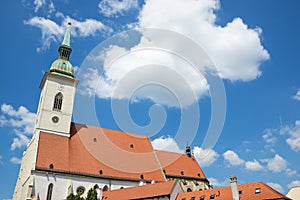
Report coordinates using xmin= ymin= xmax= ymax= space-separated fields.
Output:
xmin=62 ymin=22 xmax=71 ymax=47
xmin=49 ymin=22 xmax=74 ymax=78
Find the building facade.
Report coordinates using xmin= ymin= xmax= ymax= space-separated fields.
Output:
xmin=12 ymin=23 xmax=211 ymax=200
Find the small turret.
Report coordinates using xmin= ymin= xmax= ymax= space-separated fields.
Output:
xmin=186 ymin=143 xmax=191 ymax=157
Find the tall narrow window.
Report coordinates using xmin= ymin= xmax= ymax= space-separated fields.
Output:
xmin=46 ymin=183 xmax=53 ymax=200
xmin=53 ymin=93 xmax=63 ymax=111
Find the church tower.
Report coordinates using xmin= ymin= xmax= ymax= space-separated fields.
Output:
xmin=35 ymin=22 xmax=78 ymax=137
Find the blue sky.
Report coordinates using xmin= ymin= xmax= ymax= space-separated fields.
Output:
xmin=1 ymin=0 xmax=300 ymax=199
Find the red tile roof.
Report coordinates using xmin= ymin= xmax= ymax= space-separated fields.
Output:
xmin=102 ymin=180 xmax=177 ymax=200
xmin=155 ymin=150 xmax=207 ymax=180
xmin=36 ymin=123 xmax=208 ymax=182
xmin=176 ymin=182 xmax=291 ymax=200
xmin=36 ymin=123 xmax=166 ymax=182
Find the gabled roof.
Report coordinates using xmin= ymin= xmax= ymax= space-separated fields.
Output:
xmin=36 ymin=123 xmax=166 ymax=182
xmin=102 ymin=180 xmax=178 ymax=200
xmin=155 ymin=150 xmax=207 ymax=180
xmin=176 ymin=182 xmax=291 ymax=200
xmin=35 ymin=123 xmax=208 ymax=183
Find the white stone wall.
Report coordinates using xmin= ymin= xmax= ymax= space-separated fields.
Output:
xmin=36 ymin=73 xmax=77 ymax=136
xmin=12 ymin=131 xmax=40 ymax=200
xmin=33 ymin=171 xmax=140 ymax=199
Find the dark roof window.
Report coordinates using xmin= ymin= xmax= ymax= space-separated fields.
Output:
xmin=200 ymin=196 xmax=205 ymax=200
xmin=210 ymin=194 xmax=215 ymax=199
xmin=255 ymin=188 xmax=261 ymax=194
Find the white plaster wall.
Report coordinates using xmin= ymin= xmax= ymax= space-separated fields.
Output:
xmin=33 ymin=172 xmax=140 ymax=199
xmin=12 ymin=131 xmax=40 ymax=200
xmin=36 ymin=73 xmax=77 ymax=135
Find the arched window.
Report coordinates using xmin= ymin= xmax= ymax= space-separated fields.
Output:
xmin=46 ymin=183 xmax=53 ymax=200
xmin=103 ymin=185 xmax=108 ymax=192
xmin=53 ymin=93 xmax=63 ymax=111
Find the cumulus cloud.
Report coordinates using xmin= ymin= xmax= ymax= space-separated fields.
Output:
xmin=151 ymin=136 xmax=219 ymax=167
xmin=24 ymin=15 xmax=110 ymax=51
xmin=98 ymin=0 xmax=139 ymax=17
xmin=208 ymin=177 xmax=228 ymax=187
xmin=223 ymin=150 xmax=245 ymax=166
xmin=263 ymin=154 xmax=288 ymax=173
xmin=79 ymin=44 xmax=209 ymax=107
xmin=138 ymin=0 xmax=270 ymax=82
xmin=0 ymin=104 xmax=36 ymax=135
xmin=10 ymin=157 xmax=22 ymax=165
xmin=11 ymin=132 xmax=30 ymax=151
xmin=292 ymin=89 xmax=300 ymax=101
xmin=245 ymin=159 xmax=264 ymax=171
xmin=151 ymin=136 xmax=183 ymax=153
xmin=280 ymin=120 xmax=300 ymax=152
xmin=80 ymin=0 xmax=269 ymax=108
xmin=288 ymin=180 xmax=300 ymax=189
xmin=0 ymin=104 xmax=35 ymax=151
xmin=262 ymin=129 xmax=277 ymax=145
xmin=193 ymin=147 xmax=219 ymax=167
xmin=267 ymin=182 xmax=285 ymax=194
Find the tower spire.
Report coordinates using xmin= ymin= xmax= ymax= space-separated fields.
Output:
xmin=62 ymin=22 xmax=71 ymax=47
xmin=49 ymin=22 xmax=74 ymax=78
xmin=58 ymin=22 xmax=72 ymax=61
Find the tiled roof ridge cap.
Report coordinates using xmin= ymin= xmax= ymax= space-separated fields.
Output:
xmin=71 ymin=122 xmax=149 ymax=139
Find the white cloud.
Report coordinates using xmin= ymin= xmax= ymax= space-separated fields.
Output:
xmin=292 ymin=89 xmax=300 ymax=101
xmin=267 ymin=182 xmax=285 ymax=194
xmin=0 ymin=104 xmax=35 ymax=151
xmin=245 ymin=159 xmax=263 ymax=171
xmin=281 ymin=120 xmax=300 ymax=152
xmin=11 ymin=132 xmax=30 ymax=151
xmin=286 ymin=168 xmax=297 ymax=176
xmin=10 ymin=157 xmax=22 ymax=165
xmin=262 ymin=129 xmax=277 ymax=144
xmin=208 ymin=177 xmax=228 ymax=187
xmin=34 ymin=0 xmax=46 ymax=12
xmin=0 ymin=104 xmax=36 ymax=135
xmin=138 ymin=0 xmax=270 ymax=82
xmin=288 ymin=180 xmax=300 ymax=189
xmin=99 ymin=0 xmax=139 ymax=17
xmin=151 ymin=136 xmax=183 ymax=153
xmin=264 ymin=154 xmax=288 ymax=173
xmin=223 ymin=150 xmax=244 ymax=166
xmin=80 ymin=0 xmax=269 ymax=108
xmin=193 ymin=147 xmax=219 ymax=167
xmin=80 ymin=44 xmax=209 ymax=107
xmin=24 ymin=15 xmax=110 ymax=51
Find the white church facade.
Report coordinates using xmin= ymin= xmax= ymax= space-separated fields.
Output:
xmin=12 ymin=23 xmax=211 ymax=200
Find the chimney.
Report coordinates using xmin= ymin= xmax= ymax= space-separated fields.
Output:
xmin=230 ymin=175 xmax=239 ymax=200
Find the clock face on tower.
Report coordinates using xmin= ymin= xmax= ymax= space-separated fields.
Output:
xmin=52 ymin=116 xmax=59 ymax=123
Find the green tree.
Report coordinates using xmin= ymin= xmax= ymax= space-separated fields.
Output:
xmin=66 ymin=188 xmax=98 ymax=200
xmin=86 ymin=188 xmax=98 ymax=200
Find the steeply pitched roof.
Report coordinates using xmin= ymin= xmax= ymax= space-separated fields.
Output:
xmin=176 ymin=182 xmax=291 ymax=200
xmin=36 ymin=123 xmax=166 ymax=182
xmin=35 ymin=123 xmax=208 ymax=183
xmin=155 ymin=150 xmax=207 ymax=180
xmin=102 ymin=180 xmax=177 ymax=200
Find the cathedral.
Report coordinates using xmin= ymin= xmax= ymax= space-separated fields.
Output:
xmin=12 ymin=24 xmax=292 ymax=200
xmin=12 ymin=23 xmax=210 ymax=200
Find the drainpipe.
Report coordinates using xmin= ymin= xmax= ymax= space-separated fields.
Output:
xmin=230 ymin=176 xmax=239 ymax=200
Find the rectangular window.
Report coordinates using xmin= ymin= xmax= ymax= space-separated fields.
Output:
xmin=255 ymin=188 xmax=261 ymax=194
